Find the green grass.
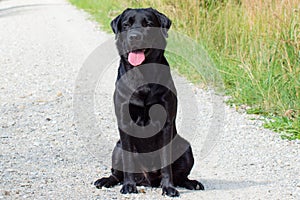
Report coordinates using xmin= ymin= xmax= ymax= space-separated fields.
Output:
xmin=69 ymin=0 xmax=300 ymax=140
xmin=69 ymin=0 xmax=120 ymax=31
xmin=264 ymin=116 xmax=300 ymax=140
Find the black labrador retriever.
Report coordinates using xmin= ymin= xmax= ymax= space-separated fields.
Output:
xmin=94 ymin=8 xmax=204 ymax=197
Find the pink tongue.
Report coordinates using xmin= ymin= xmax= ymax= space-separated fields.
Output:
xmin=128 ymin=51 xmax=145 ymax=66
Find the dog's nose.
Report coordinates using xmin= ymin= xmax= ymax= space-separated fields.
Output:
xmin=128 ymin=32 xmax=142 ymax=42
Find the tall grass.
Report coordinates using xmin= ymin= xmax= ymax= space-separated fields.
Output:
xmin=70 ymin=0 xmax=300 ymax=139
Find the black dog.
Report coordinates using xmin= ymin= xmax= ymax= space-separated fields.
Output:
xmin=94 ymin=8 xmax=204 ymax=197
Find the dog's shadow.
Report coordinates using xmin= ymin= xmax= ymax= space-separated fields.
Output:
xmin=178 ymin=178 xmax=269 ymax=194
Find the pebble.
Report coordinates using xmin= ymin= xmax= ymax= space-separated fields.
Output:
xmin=20 ymin=183 xmax=31 ymax=187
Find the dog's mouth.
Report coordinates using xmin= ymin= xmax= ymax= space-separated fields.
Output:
xmin=128 ymin=49 xmax=146 ymax=67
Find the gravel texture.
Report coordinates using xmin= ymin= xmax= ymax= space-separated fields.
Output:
xmin=0 ymin=0 xmax=299 ymax=199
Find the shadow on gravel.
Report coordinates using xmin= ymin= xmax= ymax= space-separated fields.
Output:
xmin=0 ymin=3 xmax=64 ymax=17
xmin=199 ymin=179 xmax=270 ymax=191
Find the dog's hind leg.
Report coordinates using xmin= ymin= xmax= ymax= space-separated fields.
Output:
xmin=95 ymin=140 xmax=124 ymax=189
xmin=94 ymin=169 xmax=122 ymax=189
xmin=172 ymin=146 xmax=204 ymax=190
xmin=178 ymin=178 xmax=204 ymax=190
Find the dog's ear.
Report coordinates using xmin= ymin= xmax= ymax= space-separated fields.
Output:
xmin=110 ymin=14 xmax=121 ymax=35
xmin=149 ymin=8 xmax=172 ymax=37
xmin=111 ymin=8 xmax=132 ymax=38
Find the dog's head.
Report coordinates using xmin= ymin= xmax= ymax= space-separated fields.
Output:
xmin=111 ymin=8 xmax=171 ymax=67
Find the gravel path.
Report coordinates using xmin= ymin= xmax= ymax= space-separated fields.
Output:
xmin=0 ymin=0 xmax=299 ymax=199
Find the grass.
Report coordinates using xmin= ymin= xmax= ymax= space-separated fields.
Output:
xmin=69 ymin=0 xmax=300 ymax=140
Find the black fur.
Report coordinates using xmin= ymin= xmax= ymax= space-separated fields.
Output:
xmin=94 ymin=8 xmax=204 ymax=197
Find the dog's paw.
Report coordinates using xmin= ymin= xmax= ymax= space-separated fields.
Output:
xmin=183 ymin=180 xmax=205 ymax=190
xmin=120 ymin=183 xmax=138 ymax=194
xmin=94 ymin=177 xmax=114 ymax=189
xmin=162 ymin=186 xmax=180 ymax=197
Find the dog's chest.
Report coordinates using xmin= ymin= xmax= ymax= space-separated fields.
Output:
xmin=129 ymin=85 xmax=151 ymax=106
xmin=129 ymin=84 xmax=168 ymax=108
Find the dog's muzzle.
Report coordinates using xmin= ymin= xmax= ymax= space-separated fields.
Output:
xmin=127 ymin=30 xmax=146 ymax=66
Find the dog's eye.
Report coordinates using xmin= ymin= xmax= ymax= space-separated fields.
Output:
xmin=142 ymin=20 xmax=153 ymax=27
xmin=122 ymin=22 xmax=130 ymax=29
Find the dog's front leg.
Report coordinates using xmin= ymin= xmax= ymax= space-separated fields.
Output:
xmin=160 ymin=121 xmax=180 ymax=197
xmin=119 ymin=129 xmax=138 ymax=194
xmin=115 ymin=91 xmax=138 ymax=194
